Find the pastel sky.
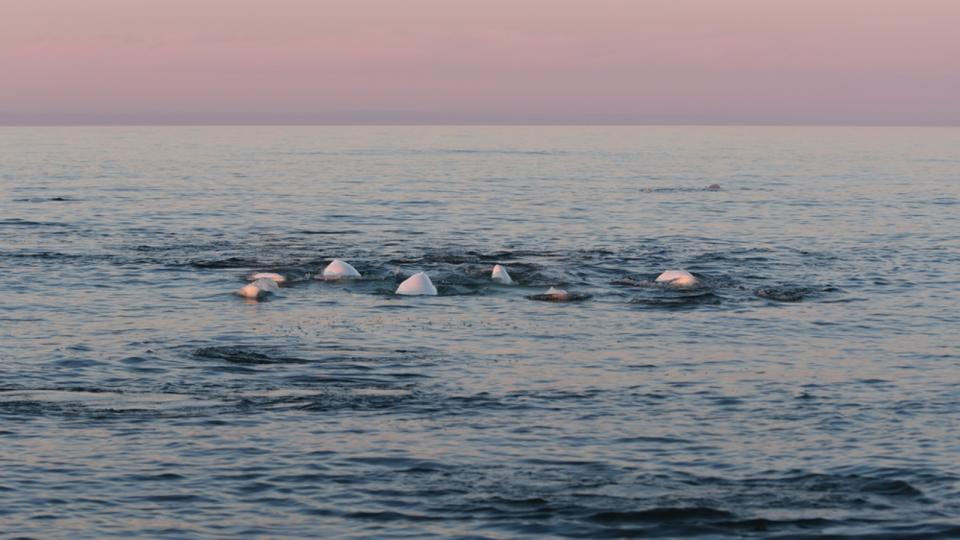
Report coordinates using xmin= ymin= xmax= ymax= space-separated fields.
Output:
xmin=3 ymin=0 xmax=959 ymax=124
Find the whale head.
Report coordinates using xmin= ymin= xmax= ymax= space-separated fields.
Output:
xmin=248 ymin=272 xmax=286 ymax=285
xmin=491 ymin=264 xmax=514 ymax=284
xmin=396 ymin=271 xmax=438 ymax=296
xmin=526 ymin=286 xmax=589 ymax=302
xmin=238 ymin=278 xmax=281 ymax=300
xmin=655 ymin=270 xmax=698 ymax=288
xmin=320 ymin=258 xmax=361 ymax=280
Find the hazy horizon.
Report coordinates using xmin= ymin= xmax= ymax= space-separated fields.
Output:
xmin=4 ymin=0 xmax=959 ymax=125
xmin=3 ymin=117 xmax=960 ymax=127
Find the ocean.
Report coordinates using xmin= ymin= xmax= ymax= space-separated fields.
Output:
xmin=1 ymin=126 xmax=958 ymax=538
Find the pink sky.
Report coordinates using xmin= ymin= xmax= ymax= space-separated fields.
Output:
xmin=2 ymin=0 xmax=959 ymax=124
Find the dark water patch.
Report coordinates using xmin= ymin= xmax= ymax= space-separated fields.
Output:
xmin=630 ymin=291 xmax=723 ymax=309
xmin=189 ymin=257 xmax=268 ymax=269
xmin=640 ymin=185 xmax=726 ymax=193
xmin=760 ymin=472 xmax=925 ymax=499
xmin=391 ymin=249 xmax=486 ymax=266
xmin=429 ymin=467 xmax=944 ymax=537
xmin=391 ymin=248 xmax=561 ymax=267
xmin=295 ymin=229 xmax=364 ymax=235
xmin=0 ymin=381 xmax=431 ymax=418
xmin=193 ymin=346 xmax=311 ymax=365
xmin=184 ymin=342 xmax=441 ymax=370
xmin=53 ymin=358 xmax=105 ymax=369
xmin=589 ymin=506 xmax=735 ymax=524
xmin=295 ymin=388 xmax=419 ymax=413
xmin=137 ymin=493 xmax=215 ymax=504
xmin=0 ymin=219 xmax=69 ymax=228
xmin=123 ymin=473 xmax=187 ymax=482
xmin=756 ymin=284 xmax=841 ymax=302
xmin=14 ymin=196 xmax=76 ymax=203
xmin=0 ymin=388 xmax=229 ymax=418
xmin=756 ymin=285 xmax=811 ymax=302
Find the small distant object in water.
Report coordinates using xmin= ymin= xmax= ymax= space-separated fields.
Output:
xmin=248 ymin=272 xmax=286 ymax=285
xmin=542 ymin=286 xmax=569 ymax=301
xmin=396 ymin=271 xmax=438 ymax=296
xmin=706 ymin=183 xmax=721 ymax=190
xmin=237 ymin=278 xmax=281 ymax=300
xmin=655 ymin=270 xmax=699 ymax=288
xmin=491 ymin=264 xmax=514 ymax=284
xmin=527 ymin=286 xmax=590 ymax=302
xmin=319 ymin=258 xmax=361 ymax=280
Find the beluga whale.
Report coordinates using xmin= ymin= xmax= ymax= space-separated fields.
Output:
xmin=319 ymin=258 xmax=361 ymax=280
xmin=527 ymin=286 xmax=591 ymax=302
xmin=491 ymin=264 xmax=514 ymax=285
xmin=655 ymin=270 xmax=699 ymax=288
xmin=396 ymin=272 xmax=438 ymax=296
xmin=247 ymin=272 xmax=286 ymax=285
xmin=237 ymin=278 xmax=281 ymax=300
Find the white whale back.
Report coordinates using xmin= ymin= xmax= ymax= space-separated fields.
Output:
xmin=655 ymin=270 xmax=698 ymax=288
xmin=321 ymin=258 xmax=361 ymax=280
xmin=491 ymin=264 xmax=514 ymax=284
xmin=238 ymin=278 xmax=281 ymax=299
xmin=396 ymin=272 xmax=438 ymax=296
xmin=249 ymin=272 xmax=286 ymax=285
xmin=545 ymin=286 xmax=569 ymax=299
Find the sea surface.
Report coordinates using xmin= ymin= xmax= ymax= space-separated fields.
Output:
xmin=1 ymin=126 xmax=958 ymax=539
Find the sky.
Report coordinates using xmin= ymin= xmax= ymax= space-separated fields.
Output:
xmin=2 ymin=0 xmax=959 ymax=125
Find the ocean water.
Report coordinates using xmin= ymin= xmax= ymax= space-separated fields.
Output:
xmin=1 ymin=126 xmax=958 ymax=539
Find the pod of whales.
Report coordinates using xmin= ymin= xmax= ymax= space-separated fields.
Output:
xmin=320 ymin=258 xmax=361 ymax=280
xmin=233 ymin=263 xmax=706 ymax=303
xmin=491 ymin=264 xmax=513 ymax=284
xmin=656 ymin=270 xmax=698 ymax=288
xmin=238 ymin=278 xmax=281 ymax=300
xmin=396 ymin=271 xmax=438 ymax=296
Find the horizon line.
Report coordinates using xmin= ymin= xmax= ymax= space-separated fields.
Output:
xmin=2 ymin=122 xmax=959 ymax=128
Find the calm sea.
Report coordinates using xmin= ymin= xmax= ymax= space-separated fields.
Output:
xmin=1 ymin=126 xmax=958 ymax=538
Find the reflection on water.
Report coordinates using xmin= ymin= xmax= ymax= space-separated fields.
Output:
xmin=1 ymin=126 xmax=958 ymax=538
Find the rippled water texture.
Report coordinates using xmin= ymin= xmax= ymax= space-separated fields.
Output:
xmin=1 ymin=126 xmax=958 ymax=538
